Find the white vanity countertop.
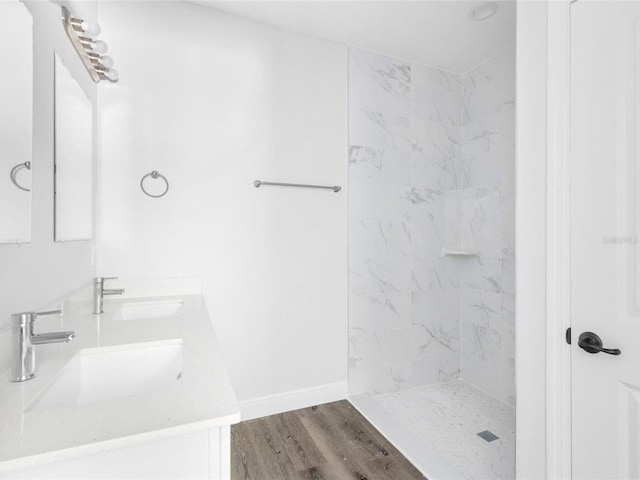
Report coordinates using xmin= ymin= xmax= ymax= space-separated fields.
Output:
xmin=0 ymin=284 xmax=241 ymax=472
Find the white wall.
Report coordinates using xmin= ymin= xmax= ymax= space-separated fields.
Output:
xmin=96 ymin=2 xmax=348 ymax=403
xmin=0 ymin=0 xmax=96 ymax=373
xmin=515 ymin=1 xmax=548 ymax=478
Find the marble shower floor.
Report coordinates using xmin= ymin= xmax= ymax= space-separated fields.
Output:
xmin=351 ymin=381 xmax=515 ymax=480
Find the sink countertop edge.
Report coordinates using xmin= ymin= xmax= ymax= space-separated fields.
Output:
xmin=0 ymin=281 xmax=240 ymax=472
xmin=0 ymin=412 xmax=241 ymax=473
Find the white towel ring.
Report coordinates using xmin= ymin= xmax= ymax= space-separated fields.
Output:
xmin=140 ymin=170 xmax=169 ymax=198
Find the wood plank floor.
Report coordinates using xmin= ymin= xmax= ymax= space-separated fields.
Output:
xmin=231 ymin=400 xmax=427 ymax=480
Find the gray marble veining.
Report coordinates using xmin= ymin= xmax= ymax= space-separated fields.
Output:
xmin=348 ymin=48 xmax=464 ymax=396
xmin=348 ymin=46 xmax=515 ymax=406
xmin=459 ymin=47 xmax=515 ymax=406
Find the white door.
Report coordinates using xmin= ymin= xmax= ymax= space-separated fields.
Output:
xmin=572 ymin=1 xmax=640 ymax=478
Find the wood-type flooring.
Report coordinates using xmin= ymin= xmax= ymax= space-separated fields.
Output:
xmin=231 ymin=400 xmax=427 ymax=480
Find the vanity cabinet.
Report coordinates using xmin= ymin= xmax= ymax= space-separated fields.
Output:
xmin=5 ymin=426 xmax=231 ymax=479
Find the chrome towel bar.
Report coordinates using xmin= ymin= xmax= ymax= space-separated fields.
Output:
xmin=253 ymin=180 xmax=341 ymax=193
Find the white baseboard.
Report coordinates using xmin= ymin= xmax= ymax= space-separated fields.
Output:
xmin=239 ymin=381 xmax=347 ymax=421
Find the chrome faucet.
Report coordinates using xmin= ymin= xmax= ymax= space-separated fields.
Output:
xmin=93 ymin=277 xmax=125 ymax=314
xmin=11 ymin=310 xmax=75 ymax=382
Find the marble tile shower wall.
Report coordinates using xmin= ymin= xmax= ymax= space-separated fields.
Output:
xmin=459 ymin=47 xmax=516 ymax=406
xmin=348 ymin=47 xmax=515 ymax=404
xmin=348 ymin=48 xmax=464 ymax=395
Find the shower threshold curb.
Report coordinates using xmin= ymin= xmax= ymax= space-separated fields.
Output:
xmin=348 ymin=393 xmax=463 ymax=480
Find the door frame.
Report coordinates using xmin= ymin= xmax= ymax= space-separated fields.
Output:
xmin=515 ymin=0 xmax=572 ymax=478
xmin=545 ymin=0 xmax=572 ymax=478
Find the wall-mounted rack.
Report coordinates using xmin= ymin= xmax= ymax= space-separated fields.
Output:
xmin=253 ymin=180 xmax=341 ymax=193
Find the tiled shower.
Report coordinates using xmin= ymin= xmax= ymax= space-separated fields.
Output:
xmin=347 ymin=46 xmax=515 ymax=479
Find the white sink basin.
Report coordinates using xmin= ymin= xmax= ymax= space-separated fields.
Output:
xmin=28 ymin=340 xmax=183 ymax=412
xmin=119 ymin=300 xmax=184 ymax=321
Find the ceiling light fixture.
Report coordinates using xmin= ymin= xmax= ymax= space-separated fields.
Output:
xmin=468 ymin=1 xmax=499 ymax=21
xmin=61 ymin=7 xmax=118 ymax=83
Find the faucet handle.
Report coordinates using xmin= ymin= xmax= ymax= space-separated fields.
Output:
xmin=95 ymin=276 xmax=118 ymax=283
xmin=11 ymin=309 xmax=61 ymax=326
xmin=35 ymin=309 xmax=62 ymax=318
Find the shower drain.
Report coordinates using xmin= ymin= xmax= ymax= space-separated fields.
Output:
xmin=477 ymin=430 xmax=499 ymax=442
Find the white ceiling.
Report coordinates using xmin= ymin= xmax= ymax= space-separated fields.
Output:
xmin=191 ymin=1 xmax=516 ymax=74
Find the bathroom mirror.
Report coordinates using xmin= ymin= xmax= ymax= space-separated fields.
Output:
xmin=0 ymin=1 xmax=33 ymax=244
xmin=54 ymin=53 xmax=93 ymax=241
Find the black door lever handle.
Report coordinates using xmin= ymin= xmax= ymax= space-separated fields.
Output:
xmin=578 ymin=331 xmax=621 ymax=355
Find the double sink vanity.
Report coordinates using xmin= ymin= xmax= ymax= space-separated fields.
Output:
xmin=0 ymin=278 xmax=240 ymax=479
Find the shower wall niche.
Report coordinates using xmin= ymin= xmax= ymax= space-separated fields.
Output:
xmin=348 ymin=46 xmax=515 ymax=406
